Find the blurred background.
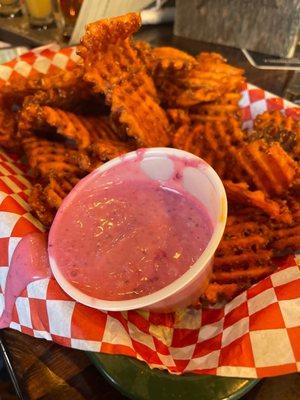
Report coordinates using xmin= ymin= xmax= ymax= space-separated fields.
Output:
xmin=0 ymin=0 xmax=299 ymax=102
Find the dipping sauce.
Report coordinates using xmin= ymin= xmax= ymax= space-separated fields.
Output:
xmin=0 ymin=232 xmax=51 ymax=328
xmin=49 ymin=156 xmax=213 ymax=301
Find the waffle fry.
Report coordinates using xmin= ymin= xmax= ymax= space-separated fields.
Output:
xmin=157 ymin=75 xmax=222 ymax=108
xmin=0 ymin=98 xmax=18 ymax=150
xmin=22 ymin=136 xmax=80 ymax=178
xmin=172 ymin=125 xmax=190 ymax=151
xmin=72 ymin=138 xmax=135 ymax=173
xmin=29 ymin=183 xmax=56 ymax=227
xmin=203 ymin=282 xmax=247 ymax=304
xmin=154 ymin=52 xmax=244 ymax=108
xmin=29 ymin=174 xmax=80 ymax=227
xmin=196 ymin=53 xmax=244 ymax=81
xmin=253 ymin=110 xmax=300 ymax=158
xmin=133 ymin=40 xmax=153 ymax=69
xmin=188 ymin=54 xmax=243 ymax=122
xmin=292 ymin=166 xmax=300 ymax=195
xmin=90 ymin=139 xmax=136 ymax=161
xmin=18 ymin=103 xmax=42 ymax=138
xmin=23 ymin=89 xmax=107 ymax=116
xmin=270 ymin=200 xmax=300 ymax=254
xmin=27 ymin=66 xmax=85 ymax=91
xmin=134 ymin=44 xmax=196 ymax=77
xmin=272 ymin=223 xmax=300 ymax=254
xmin=4 ymin=66 xmax=105 ymax=113
xmin=1 ymin=66 xmax=95 ymax=110
xmin=151 ymin=47 xmax=196 ymax=75
xmin=183 ymin=62 xmax=243 ymax=99
xmin=78 ymin=14 xmax=170 ymax=147
xmin=212 ymin=265 xmax=275 ymax=283
xmin=19 ymin=103 xmax=120 ymax=148
xmin=201 ymin=212 xmax=275 ymax=303
xmin=73 ymin=152 xmax=99 ymax=174
xmin=172 ymin=116 xmax=244 ymax=178
xmin=166 ymin=109 xmax=190 ymax=129
xmin=224 ymin=180 xmax=292 ymax=223
xmin=110 ymin=72 xmax=170 ymax=147
xmin=78 ymin=13 xmax=145 ymax=94
xmin=164 ymin=52 xmax=244 ymax=108
xmin=234 ymin=140 xmax=297 ymax=196
xmin=190 ymin=92 xmax=242 ymax=123
xmin=43 ymin=174 xmax=80 ymax=209
xmin=217 ymin=213 xmax=271 ymax=256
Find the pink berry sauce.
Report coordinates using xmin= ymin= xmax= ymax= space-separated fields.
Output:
xmin=48 ymin=155 xmax=213 ymax=301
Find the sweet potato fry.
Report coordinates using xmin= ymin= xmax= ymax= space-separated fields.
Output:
xmin=224 ymin=180 xmax=292 ymax=223
xmin=78 ymin=13 xmax=170 ymax=147
xmin=77 ymin=13 xmax=145 ymax=94
xmin=291 ymin=166 xmax=300 ymax=195
xmin=212 ymin=265 xmax=275 ymax=283
xmin=234 ymin=140 xmax=297 ymax=196
xmin=90 ymin=138 xmax=136 ymax=161
xmin=0 ymin=97 xmax=18 ymax=150
xmin=172 ymin=116 xmax=244 ymax=178
xmin=270 ymin=200 xmax=300 ymax=254
xmin=253 ymin=110 xmax=300 ymax=158
xmin=44 ymin=174 xmax=80 ymax=209
xmin=217 ymin=215 xmax=271 ymax=256
xmin=19 ymin=104 xmax=120 ymax=148
xmin=133 ymin=40 xmax=153 ymax=70
xmin=29 ymin=174 xmax=80 ymax=227
xmin=110 ymin=72 xmax=170 ymax=146
xmin=166 ymin=109 xmax=191 ymax=129
xmin=190 ymin=92 xmax=242 ymax=123
xmin=196 ymin=52 xmax=244 ymax=77
xmin=29 ymin=183 xmax=56 ymax=227
xmin=22 ymin=136 xmax=81 ymax=177
xmin=150 ymin=46 xmax=196 ymax=76
xmin=201 ymin=211 xmax=276 ymax=303
xmin=72 ymin=138 xmax=134 ymax=174
xmin=157 ymin=52 xmax=244 ymax=108
xmin=134 ymin=43 xmax=196 ymax=77
xmin=1 ymin=66 xmax=94 ymax=110
xmin=202 ymin=282 xmax=247 ymax=304
xmin=272 ymin=224 xmax=300 ymax=253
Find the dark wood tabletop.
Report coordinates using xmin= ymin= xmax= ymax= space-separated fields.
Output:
xmin=0 ymin=23 xmax=299 ymax=400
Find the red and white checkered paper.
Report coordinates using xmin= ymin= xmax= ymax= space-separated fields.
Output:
xmin=0 ymin=44 xmax=300 ymax=378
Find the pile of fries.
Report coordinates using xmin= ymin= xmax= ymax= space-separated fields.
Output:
xmin=0 ymin=13 xmax=299 ymax=304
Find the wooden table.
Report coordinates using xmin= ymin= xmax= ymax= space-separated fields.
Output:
xmin=0 ymin=24 xmax=299 ymax=400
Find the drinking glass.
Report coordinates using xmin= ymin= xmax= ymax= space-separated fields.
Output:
xmin=0 ymin=0 xmax=21 ymax=17
xmin=59 ymin=0 xmax=83 ymax=38
xmin=24 ymin=0 xmax=55 ymax=28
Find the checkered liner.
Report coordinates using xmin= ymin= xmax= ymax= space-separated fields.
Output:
xmin=0 ymin=45 xmax=299 ymax=378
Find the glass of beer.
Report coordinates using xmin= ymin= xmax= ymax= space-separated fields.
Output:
xmin=24 ymin=0 xmax=55 ymax=28
xmin=59 ymin=0 xmax=83 ymax=38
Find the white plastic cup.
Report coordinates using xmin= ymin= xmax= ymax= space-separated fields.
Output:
xmin=49 ymin=148 xmax=227 ymax=312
